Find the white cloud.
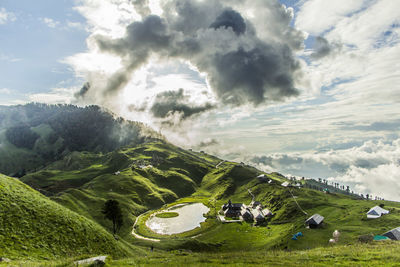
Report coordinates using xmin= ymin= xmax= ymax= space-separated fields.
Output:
xmin=295 ymin=0 xmax=366 ymax=35
xmin=40 ymin=17 xmax=60 ymax=28
xmin=325 ymin=0 xmax=400 ymax=50
xmin=27 ymin=87 xmax=76 ymax=104
xmin=248 ymin=138 xmax=400 ymax=201
xmin=0 ymin=88 xmax=12 ymax=94
xmin=66 ymin=21 xmax=86 ymax=31
xmin=0 ymin=7 xmax=16 ymax=25
xmin=74 ymin=0 xmax=140 ymax=37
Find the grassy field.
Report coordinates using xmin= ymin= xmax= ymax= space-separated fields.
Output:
xmin=0 ymin=174 xmax=136 ymax=259
xmin=3 ymin=242 xmax=400 ymax=266
xmin=155 ymin=212 xmax=179 ymax=218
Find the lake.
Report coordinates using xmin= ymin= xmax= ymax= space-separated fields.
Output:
xmin=146 ymin=203 xmax=210 ymax=235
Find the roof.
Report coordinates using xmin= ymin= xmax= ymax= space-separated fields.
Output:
xmin=383 ymin=227 xmax=400 ymax=240
xmin=305 ymin=214 xmax=324 ymax=225
xmin=367 ymin=206 xmax=389 ymax=216
xmin=262 ymin=208 xmax=272 ymax=216
xmin=257 ymin=174 xmax=266 ymax=178
xmin=251 ymin=209 xmax=265 ymax=221
xmin=250 ymin=201 xmax=262 ymax=209
xmin=231 ymin=203 xmax=244 ymax=209
xmin=281 ymin=181 xmax=290 ymax=187
xmin=241 ymin=209 xmax=253 ymax=218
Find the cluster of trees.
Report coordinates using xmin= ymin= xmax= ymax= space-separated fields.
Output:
xmin=310 ymin=178 xmax=384 ymax=200
xmin=5 ymin=125 xmax=39 ymax=149
xmin=2 ymin=103 xmax=159 ymax=153
xmin=1 ymin=103 xmax=164 ymax=176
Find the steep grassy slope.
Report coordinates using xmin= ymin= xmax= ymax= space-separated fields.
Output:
xmin=0 ymin=174 xmax=136 ymax=259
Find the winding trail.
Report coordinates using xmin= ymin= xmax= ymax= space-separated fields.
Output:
xmin=288 ymin=188 xmax=308 ymax=216
xmin=132 ymin=212 xmax=160 ymax=242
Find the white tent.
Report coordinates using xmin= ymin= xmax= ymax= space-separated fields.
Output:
xmin=367 ymin=206 xmax=389 ymax=219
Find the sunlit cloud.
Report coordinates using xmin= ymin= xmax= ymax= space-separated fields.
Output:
xmin=0 ymin=7 xmax=16 ymax=25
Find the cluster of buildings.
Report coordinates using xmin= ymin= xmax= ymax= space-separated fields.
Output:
xmin=220 ymin=199 xmax=273 ymax=224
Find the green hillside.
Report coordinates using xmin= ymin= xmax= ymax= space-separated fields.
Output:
xmin=18 ymin=140 xmax=400 ymax=255
xmin=21 ymin=141 xmax=220 ymax=239
xmin=0 ymin=174 xmax=137 ymax=259
xmin=0 ymin=103 xmax=162 ymax=176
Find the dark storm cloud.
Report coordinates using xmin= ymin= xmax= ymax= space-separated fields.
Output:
xmin=311 ymin=36 xmax=341 ymax=59
xmin=210 ymin=9 xmax=246 ymax=35
xmin=94 ymin=0 xmax=304 ymax=106
xmin=74 ymin=82 xmax=91 ymax=98
xmin=150 ymin=89 xmax=214 ymax=119
xmin=209 ymin=45 xmax=299 ymax=104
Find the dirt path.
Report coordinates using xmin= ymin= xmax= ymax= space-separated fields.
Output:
xmin=131 ymin=213 xmax=160 ymax=242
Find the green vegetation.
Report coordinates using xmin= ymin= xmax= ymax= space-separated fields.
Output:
xmin=14 ymin=140 xmax=400 ymax=255
xmin=0 ymin=103 xmax=162 ymax=176
xmin=2 ymin=130 xmax=400 ymax=265
xmin=155 ymin=212 xmax=179 ymax=218
xmin=0 ymin=174 xmax=135 ymax=259
xmin=4 ymin=242 xmax=400 ymax=266
xmin=102 ymin=199 xmax=124 ymax=234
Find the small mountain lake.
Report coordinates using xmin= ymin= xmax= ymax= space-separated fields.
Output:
xmin=146 ymin=203 xmax=210 ymax=235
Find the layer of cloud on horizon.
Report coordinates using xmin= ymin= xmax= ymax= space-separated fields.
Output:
xmin=248 ymin=138 xmax=400 ymax=201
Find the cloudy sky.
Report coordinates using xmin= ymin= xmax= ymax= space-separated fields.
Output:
xmin=0 ymin=0 xmax=399 ymax=200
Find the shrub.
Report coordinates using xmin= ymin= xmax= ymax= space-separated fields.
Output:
xmin=358 ymin=234 xmax=374 ymax=243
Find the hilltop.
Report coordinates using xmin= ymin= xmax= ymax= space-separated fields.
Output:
xmin=0 ymin=103 xmax=162 ymax=176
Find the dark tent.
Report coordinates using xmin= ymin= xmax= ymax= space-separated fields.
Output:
xmin=382 ymin=227 xmax=400 ymax=240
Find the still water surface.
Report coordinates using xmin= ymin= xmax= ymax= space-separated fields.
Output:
xmin=146 ymin=203 xmax=210 ymax=235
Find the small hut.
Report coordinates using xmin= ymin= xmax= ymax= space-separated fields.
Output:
xmin=305 ymin=214 xmax=324 ymax=228
xmin=251 ymin=209 xmax=265 ymax=223
xmin=241 ymin=208 xmax=253 ymax=222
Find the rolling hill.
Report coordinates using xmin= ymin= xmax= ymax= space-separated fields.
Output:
xmin=0 ymin=174 xmax=137 ymax=259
